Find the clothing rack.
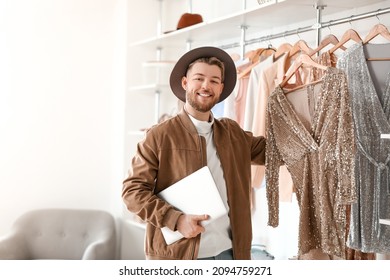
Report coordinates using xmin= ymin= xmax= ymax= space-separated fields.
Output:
xmin=220 ymin=7 xmax=390 ymax=52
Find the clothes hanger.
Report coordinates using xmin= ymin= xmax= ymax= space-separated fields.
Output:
xmin=236 ymin=47 xmax=269 ymax=67
xmin=288 ymin=39 xmax=314 ymax=58
xmin=363 ymin=23 xmax=390 ymax=43
xmin=235 ymin=50 xmax=259 ymax=78
xmin=234 ymin=50 xmax=253 ymax=68
xmin=258 ymin=45 xmax=277 ymax=59
xmin=237 ymin=45 xmax=276 ymax=80
xmin=274 ymin=42 xmax=293 ymax=60
xmin=308 ymin=34 xmax=346 ymax=57
xmin=280 ymin=53 xmax=328 ymax=92
xmin=363 ymin=23 xmax=390 ymax=61
xmin=246 ymin=46 xmax=276 ymax=64
xmin=286 ymin=40 xmax=314 ymax=74
xmin=246 ymin=49 xmax=261 ymax=64
xmin=329 ymin=28 xmax=362 ymax=54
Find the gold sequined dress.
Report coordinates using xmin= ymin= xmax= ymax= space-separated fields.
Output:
xmin=265 ymin=67 xmax=357 ymax=259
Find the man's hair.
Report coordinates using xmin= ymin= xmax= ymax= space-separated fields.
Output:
xmin=186 ymin=57 xmax=225 ymax=82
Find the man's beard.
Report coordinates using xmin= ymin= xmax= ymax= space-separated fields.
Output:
xmin=186 ymin=90 xmax=218 ymax=113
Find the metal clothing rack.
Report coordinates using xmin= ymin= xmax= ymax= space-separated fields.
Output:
xmin=220 ymin=7 xmax=390 ymax=54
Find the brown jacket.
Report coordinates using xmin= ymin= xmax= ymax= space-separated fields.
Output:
xmin=122 ymin=108 xmax=266 ymax=260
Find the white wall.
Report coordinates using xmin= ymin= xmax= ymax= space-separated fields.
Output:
xmin=0 ymin=0 xmax=127 ymax=243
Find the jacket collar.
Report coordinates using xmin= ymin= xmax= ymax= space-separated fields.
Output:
xmin=177 ymin=107 xmax=204 ymax=135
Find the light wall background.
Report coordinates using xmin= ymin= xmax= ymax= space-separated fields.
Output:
xmin=0 ymin=0 xmax=127 ymax=243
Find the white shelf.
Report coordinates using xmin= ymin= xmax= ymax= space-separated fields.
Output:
xmin=128 ymin=0 xmax=384 ymax=50
xmin=128 ymin=1 xmax=282 ymax=48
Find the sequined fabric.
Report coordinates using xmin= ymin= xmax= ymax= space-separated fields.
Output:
xmin=337 ymin=42 xmax=390 ymax=254
xmin=265 ymin=67 xmax=357 ymax=259
xmin=310 ymin=51 xmax=337 ymax=81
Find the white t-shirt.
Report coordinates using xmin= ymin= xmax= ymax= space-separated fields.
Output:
xmin=188 ymin=114 xmax=232 ymax=258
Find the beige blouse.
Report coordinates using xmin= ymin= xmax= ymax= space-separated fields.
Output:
xmin=265 ymin=67 xmax=357 ymax=259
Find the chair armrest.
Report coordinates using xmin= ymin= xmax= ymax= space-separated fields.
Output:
xmin=0 ymin=232 xmax=29 ymax=259
xmin=82 ymin=236 xmax=116 ymax=260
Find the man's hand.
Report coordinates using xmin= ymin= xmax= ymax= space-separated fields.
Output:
xmin=176 ymin=214 xmax=209 ymax=238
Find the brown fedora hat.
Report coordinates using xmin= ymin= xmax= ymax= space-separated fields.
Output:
xmin=164 ymin=13 xmax=203 ymax=34
xmin=169 ymin=46 xmax=237 ymax=103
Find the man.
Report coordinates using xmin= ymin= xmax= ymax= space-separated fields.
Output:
xmin=122 ymin=46 xmax=266 ymax=260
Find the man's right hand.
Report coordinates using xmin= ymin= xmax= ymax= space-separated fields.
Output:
xmin=176 ymin=214 xmax=209 ymax=238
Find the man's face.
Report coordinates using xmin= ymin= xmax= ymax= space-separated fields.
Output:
xmin=181 ymin=62 xmax=224 ymax=113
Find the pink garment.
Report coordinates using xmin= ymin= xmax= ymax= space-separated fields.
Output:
xmin=243 ymin=55 xmax=274 ymax=131
xmin=234 ymin=65 xmax=251 ymax=128
xmin=249 ymin=53 xmax=293 ymax=202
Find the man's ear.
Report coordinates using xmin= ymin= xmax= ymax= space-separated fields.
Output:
xmin=181 ymin=76 xmax=187 ymax=90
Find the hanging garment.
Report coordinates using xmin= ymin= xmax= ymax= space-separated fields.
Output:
xmin=243 ymin=54 xmax=274 ymax=131
xmin=337 ymin=42 xmax=390 ymax=254
xmin=344 ymin=204 xmax=376 ymax=260
xmin=251 ymin=52 xmax=334 ymax=196
xmin=309 ymin=51 xmax=337 ymax=81
xmin=235 ymin=64 xmax=251 ymax=128
xmin=251 ymin=53 xmax=294 ymax=196
xmin=265 ymin=67 xmax=357 ymax=259
xmin=223 ymin=81 xmax=237 ymax=121
xmin=223 ymin=62 xmax=252 ymax=124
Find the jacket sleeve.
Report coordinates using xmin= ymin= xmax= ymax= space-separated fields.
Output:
xmin=122 ymin=129 xmax=183 ymax=231
xmin=250 ymin=134 xmax=267 ymax=165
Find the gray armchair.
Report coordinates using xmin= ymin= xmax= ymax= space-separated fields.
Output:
xmin=0 ymin=208 xmax=116 ymax=259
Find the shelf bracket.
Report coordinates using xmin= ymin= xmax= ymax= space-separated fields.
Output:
xmin=186 ymin=40 xmax=193 ymax=51
xmin=314 ymin=4 xmax=326 ymax=47
xmin=240 ymin=25 xmax=248 ymax=59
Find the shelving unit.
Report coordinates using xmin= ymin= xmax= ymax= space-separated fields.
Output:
xmin=129 ymin=0 xmax=384 ymax=50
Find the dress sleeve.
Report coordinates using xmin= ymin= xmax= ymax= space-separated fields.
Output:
xmin=265 ymin=96 xmax=283 ymax=227
xmin=336 ymin=72 xmax=357 ymax=204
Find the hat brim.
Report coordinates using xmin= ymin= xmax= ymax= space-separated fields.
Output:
xmin=169 ymin=46 xmax=237 ymax=103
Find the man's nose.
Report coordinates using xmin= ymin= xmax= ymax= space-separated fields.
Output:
xmin=201 ymin=79 xmax=211 ymax=90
